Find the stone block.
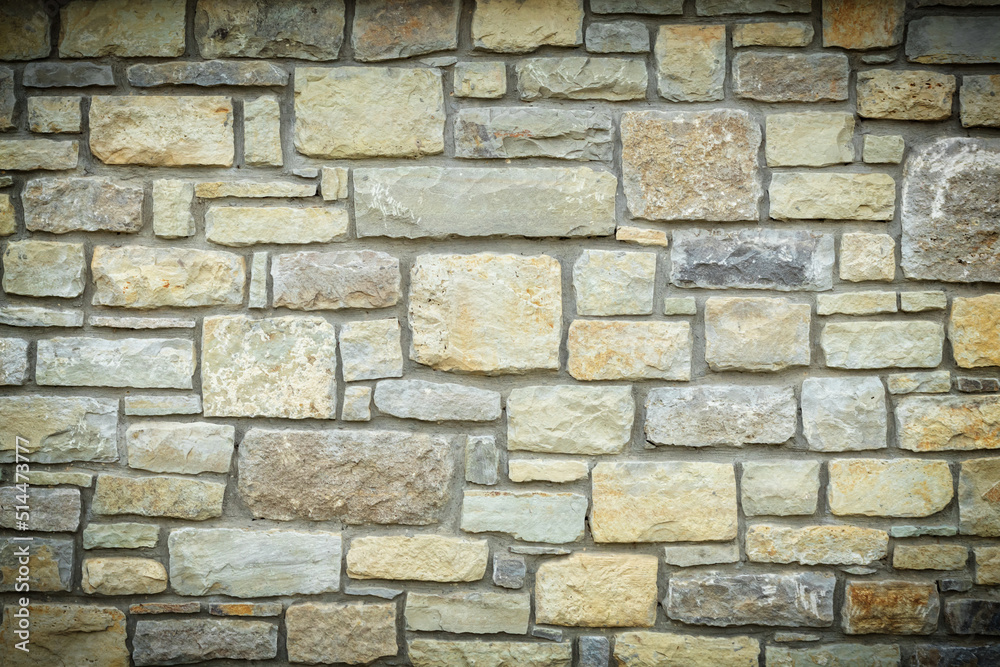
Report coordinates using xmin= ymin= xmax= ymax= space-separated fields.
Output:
xmin=461 ymin=490 xmax=588 ymax=543
xmin=0 ymin=396 xmax=118 ymax=463
xmin=508 ymin=459 xmax=589 ymax=483
xmin=407 ymin=639 xmax=571 ymax=666
xmin=60 ymin=0 xmax=184 ymax=57
xmin=454 ymin=61 xmax=506 ymax=98
xmin=906 ymin=16 xmax=1000 ymax=64
xmin=348 ymin=535 xmax=487 ymax=582
xmin=83 ymin=523 xmax=159 ymax=550
xmin=0 ymin=604 xmax=128 ymax=667
xmin=950 ymin=295 xmax=1000 ymax=367
xmin=591 ymin=461 xmax=737 ymax=542
xmin=733 ymin=52 xmax=849 ymax=102
xmin=339 ymin=319 xmax=403 ymax=382
xmin=535 ymin=553 xmax=659 ymax=627
xmin=27 ymin=96 xmax=82 ymax=133
xmin=472 ymin=0 xmax=583 ymax=52
xmin=81 ymin=557 xmax=167 ymax=595
xmin=493 ymin=553 xmax=527 ymax=589
xmin=697 ymin=0 xmax=811 ymax=13
xmin=2 ymin=240 xmax=85 ymax=298
xmin=22 ymin=177 xmax=142 ymax=233
xmin=894 ymin=545 xmax=968 ymax=570
xmin=568 ymin=320 xmax=692 ymax=381
xmin=839 ymin=232 xmax=896 ymax=282
xmin=801 ymin=377 xmax=887 ymax=451
xmin=132 ymin=619 xmax=277 ymax=666
xmin=243 ymin=95 xmax=282 ymax=166
xmin=353 ymin=0 xmax=459 ymax=61
xmin=975 ymin=546 xmax=1000 ymax=584
xmin=271 ymin=249 xmax=399 ymax=310
xmin=864 ymin=135 xmax=905 ymax=163
xmin=857 ymin=70 xmax=955 ymax=121
xmin=0 ymin=306 xmax=82 ymax=328
xmin=93 ymin=475 xmax=224 ymax=521
xmin=842 ymin=580 xmax=939 ymax=634
xmin=746 ymin=524 xmax=888 ymax=565
xmin=128 ymin=60 xmax=288 ymax=87
xmin=961 ymin=75 xmax=1000 ymax=127
xmin=455 ymin=108 xmax=612 ymax=161
xmin=195 ymin=0 xmax=345 ymax=59
xmin=374 ymin=379 xmax=500 ymax=422
xmin=341 ymin=386 xmax=372 ymax=422
xmin=821 ymin=321 xmax=944 ymax=368
xmin=0 ymin=2 xmax=51 ymax=61
xmin=663 ymin=543 xmax=740 ymax=567
xmin=124 ymin=395 xmax=201 ymax=416
xmin=0 ymin=536 xmax=73 ymax=592
xmin=822 ymin=0 xmax=905 ymax=49
xmin=765 ymin=112 xmax=854 ymax=167
xmin=0 ymin=339 xmax=28 ymax=385
xmin=741 ymin=461 xmax=821 ymax=516
xmin=767 ymin=644 xmax=901 ymax=667
xmin=36 ymin=337 xmax=195 ymax=389
xmin=732 ymin=21 xmax=813 ymax=46
xmin=152 ymin=180 xmax=195 ymax=238
xmin=507 ymin=385 xmax=633 ymax=455
xmin=574 ymin=249 xmax=655 ymax=316
xmin=959 ymin=457 xmax=1000 ymax=536
xmin=828 ymin=459 xmax=953 ymax=517
xmin=586 ymin=21 xmax=650 ymax=53
xmin=770 ymin=172 xmax=895 ymax=221
xmin=817 ymin=291 xmax=897 ymax=315
xmin=654 ymin=25 xmax=725 ymax=102
xmin=287 ymin=602 xmax=397 ymax=664
xmin=126 ymin=422 xmax=234 ymax=475
xmin=466 ymin=435 xmax=499 ymax=485
xmin=705 ymin=297 xmax=810 ymax=372
xmin=615 ymin=633 xmax=759 ymax=667
xmin=618 ymin=226 xmax=669 ymax=247
xmin=405 ymin=591 xmax=531 ymax=634
xmin=0 ymin=139 xmax=78 ymax=171
xmin=896 ymin=395 xmax=1000 ymax=452
xmin=206 ymin=206 xmax=348 ymax=245
xmin=945 ymin=598 xmax=1000 ymax=635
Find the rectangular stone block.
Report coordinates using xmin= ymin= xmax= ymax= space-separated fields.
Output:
xmin=22 ymin=177 xmax=143 ymax=233
xmin=733 ymin=21 xmax=813 ymax=47
xmin=907 ymin=16 xmax=1000 ymax=64
xmin=271 ymin=250 xmax=399 ymax=311
xmin=60 ymin=0 xmax=185 ymax=58
xmin=0 ymin=604 xmax=128 ymax=667
xmin=339 ymin=319 xmax=404 ymax=382
xmin=655 ymin=25 xmax=725 ymax=102
xmin=959 ymin=458 xmax=1000 ymax=537
xmin=287 ymin=602 xmax=396 ymax=665
xmin=0 ymin=68 xmax=13 ymax=130
xmin=0 ymin=536 xmax=72 ymax=592
xmin=374 ymin=379 xmax=500 ymax=422
xmin=24 ymin=62 xmax=113 ymax=88
xmin=126 ymin=422 xmax=235 ymax=475
xmin=733 ymin=52 xmax=849 ymax=102
xmin=93 ymin=475 xmax=224 ymax=521
xmin=128 ymin=60 xmax=288 ymax=87
xmin=83 ymin=523 xmax=159 ymax=550
xmin=92 ymin=246 xmax=245 ymax=308
xmin=887 ymin=371 xmax=951 ymax=395
xmin=0 ymin=395 xmax=118 ymax=464
xmin=243 ymin=95 xmax=282 ymax=166
xmin=667 ymin=571 xmax=836 ymax=627
xmin=766 ymin=112 xmax=854 ymax=167
xmin=455 ymin=108 xmax=612 ymax=160
xmin=195 ymin=0 xmax=345 ymax=59
xmin=454 ymin=61 xmax=506 ymax=98
xmin=169 ymin=527 xmax=341 ymax=597
xmin=405 ymin=591 xmax=530 ymax=635
xmin=894 ymin=545 xmax=968 ymax=570
xmin=741 ymin=461 xmax=820 ymax=516
xmin=28 ymin=96 xmax=82 ymax=133
xmin=466 ymin=435 xmax=499 ymax=485
xmin=208 ymin=602 xmax=282 ymax=617
xmin=124 ymin=395 xmax=201 ymax=416
xmin=347 ymin=535 xmax=488 ymax=582
xmin=802 ymin=377 xmax=887 ymax=452
xmin=746 ymin=524 xmax=888 ymax=565
xmin=352 ymin=0 xmax=458 ymax=61
xmin=950 ymin=294 xmax=1000 ymax=367
xmin=672 ymin=228 xmax=834 ymax=291
xmin=238 ymin=428 xmax=453 ymax=525
xmin=705 ymin=297 xmax=810 ymax=372
xmin=945 ymin=599 xmax=1000 ymax=635
xmin=645 ymin=385 xmax=796 ymax=447
xmin=90 ymin=96 xmax=234 ymax=166
xmin=36 ymin=337 xmax=195 ymax=389
xmin=962 ymin=75 xmax=1000 ymax=128
xmin=697 ymin=0 xmax=811 ymax=13
xmin=574 ymin=250 xmax=656 ymax=316
xmin=914 ymin=645 xmax=1000 ymax=667
xmin=770 ymin=173 xmax=895 ymax=221
xmin=152 ymin=180 xmax=195 ymax=238
xmin=591 ymin=461 xmax=737 ymax=542
xmin=2 ymin=240 xmax=84 ymax=298
xmin=586 ymin=21 xmax=650 ymax=53
xmin=0 ymin=139 xmax=79 ymax=171
xmin=768 ymin=644 xmax=901 ymax=667
xmin=822 ymin=0 xmax=904 ymax=49
xmin=133 ymin=619 xmax=277 ymax=666
xmin=0 ymin=487 xmax=79 ymax=532
xmin=593 ymin=0 xmax=682 ymax=12
xmin=356 ymin=167 xmax=615 ymax=239
xmin=567 ymin=320 xmax=691 ymax=381
xmin=507 ymin=385 xmax=634 ymax=455
xmin=842 ymin=580 xmax=939 ymax=634
xmin=535 ymin=553 xmax=658 ymax=627
xmin=663 ymin=543 xmax=740 ymax=567
xmin=408 ymin=639 xmax=571 ymax=667
xmin=621 ymin=110 xmax=762 ymax=222
xmin=896 ymin=395 xmax=1000 ymax=452
xmin=857 ymin=70 xmax=955 ymax=121
xmin=508 ymin=459 xmax=589 ymax=483
xmin=460 ymin=490 xmax=588 ymax=543
xmin=409 ymin=253 xmax=562 ymax=374
xmin=0 ymin=338 xmax=28 ymax=386
xmin=821 ymin=321 xmax=944 ymax=369
xmin=0 ymin=306 xmax=83 ymax=328
xmin=828 ymin=459 xmax=953 ymax=517
xmin=82 ymin=557 xmax=167 ymax=595
xmin=473 ymin=0 xmax=582 ymax=52
xmin=206 ymin=206 xmax=348 ymax=246
xmin=196 ymin=181 xmax=315 ymax=198
xmin=817 ymin=291 xmax=897 ymax=315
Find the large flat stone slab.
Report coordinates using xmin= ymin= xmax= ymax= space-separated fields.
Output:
xmin=567 ymin=321 xmax=692 ymax=381
xmin=733 ymin=52 xmax=849 ymax=102
xmin=821 ymin=321 xmax=944 ymax=368
xmin=615 ymin=632 xmax=759 ymax=667
xmin=347 ymin=535 xmax=488 ymax=582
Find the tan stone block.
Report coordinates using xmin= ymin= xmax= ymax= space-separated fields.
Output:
xmin=959 ymin=458 xmax=1000 ymax=537
xmin=568 ymin=320 xmax=691 ymax=381
xmin=705 ymin=297 xmax=810 ymax=372
xmin=60 ymin=0 xmax=185 ymax=57
xmin=0 ymin=139 xmax=79 ymax=171
xmin=614 ymin=632 xmax=760 ymax=667
xmin=0 ymin=604 xmax=128 ymax=667
xmin=93 ymin=474 xmax=225 ymax=521
xmin=82 ymin=557 xmax=168 ymax=595
xmin=746 ymin=524 xmax=888 ymax=566
xmin=975 ymin=546 xmax=1000 ymax=584
xmin=842 ymin=580 xmax=939 ymax=634
xmin=817 ymin=291 xmax=897 ymax=316
xmin=535 ymin=553 xmax=658 ymax=627
xmin=405 ymin=591 xmax=530 ymax=634
xmin=821 ymin=321 xmax=944 ymax=369
xmin=839 ymin=232 xmax=896 ymax=282
xmin=822 ymin=0 xmax=905 ymax=49
xmin=574 ymin=249 xmax=656 ymax=316
xmin=961 ymin=75 xmax=1000 ymax=128
xmin=2 ymin=240 xmax=85 ymax=298
xmin=765 ymin=112 xmax=854 ymax=167
xmin=206 ymin=207 xmax=348 ymax=246
xmin=857 ymin=69 xmax=955 ymax=121
xmin=508 ymin=459 xmax=589 ymax=483
xmin=591 ymin=461 xmax=737 ymax=542
xmin=896 ymin=395 xmax=1000 ymax=452
xmin=950 ymin=294 xmax=1000 ymax=368
xmin=353 ymin=0 xmax=459 ymax=61
xmin=828 ymin=459 xmax=953 ymax=518
xmin=27 ymin=96 xmax=82 ymax=133
xmin=732 ymin=21 xmax=813 ymax=47
xmin=286 ymin=602 xmax=397 ymax=665
xmin=454 ymin=61 xmax=507 ymax=98
xmin=654 ymin=24 xmax=725 ymax=102
xmin=616 ymin=226 xmax=668 ymax=247
xmin=0 ymin=196 xmax=13 ymax=236
xmin=770 ymin=172 xmax=895 ymax=221
xmin=893 ymin=545 xmax=968 ymax=570
xmin=863 ymin=135 xmax=905 ymax=164
xmin=742 ymin=461 xmax=820 ymax=516
xmin=244 ymin=95 xmax=282 ymax=166
xmin=472 ymin=0 xmax=583 ymax=53
xmin=347 ymin=535 xmax=488 ymax=582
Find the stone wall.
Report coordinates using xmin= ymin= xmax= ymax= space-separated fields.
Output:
xmin=1 ymin=0 xmax=999 ymax=665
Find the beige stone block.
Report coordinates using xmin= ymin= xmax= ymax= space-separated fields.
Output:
xmin=765 ymin=112 xmax=854 ymax=167
xmin=93 ymin=474 xmax=225 ymax=521
xmin=950 ymin=294 xmax=1000 ymax=368
xmin=821 ymin=321 xmax=944 ymax=369
xmin=574 ymin=249 xmax=656 ymax=316
xmin=454 ymin=61 xmax=507 ymax=98
xmin=347 ymin=535 xmax=488 ymax=582
xmin=894 ymin=545 xmax=968 ymax=570
xmin=770 ymin=172 xmax=895 ymax=221
xmin=535 ymin=553 xmax=658 ymax=627
xmin=152 ymin=180 xmax=195 ymax=238
xmin=2 ymin=240 xmax=85 ymax=298
xmin=901 ymin=291 xmax=946 ymax=313
xmin=243 ymin=95 xmax=282 ymax=166
xmin=864 ymin=135 xmax=905 ymax=163
xmin=822 ymin=0 xmax=905 ymax=49
xmin=746 ymin=524 xmax=888 ymax=566
xmin=472 ymin=0 xmax=583 ymax=53
xmin=616 ymin=226 xmax=668 ymax=247
xmin=896 ymin=395 xmax=1000 ymax=452
xmin=405 ymin=591 xmax=530 ymax=634
xmin=286 ymin=602 xmax=397 ymax=665
xmin=60 ymin=0 xmax=185 ymax=57
xmin=741 ymin=461 xmax=820 ymax=516
xmin=0 ymin=605 xmax=128 ymax=667
xmin=959 ymin=458 xmax=1000 ymax=536
xmin=840 ymin=232 xmax=896 ymax=282
xmin=507 ymin=385 xmax=633 ymax=455
xmin=408 ymin=639 xmax=571 ymax=666
xmin=857 ymin=69 xmax=955 ymax=121
xmin=206 ymin=207 xmax=348 ymax=246
xmin=828 ymin=459 xmax=953 ymax=518
xmin=615 ymin=632 xmax=760 ymax=667
xmin=817 ymin=291 xmax=897 ymax=315
xmin=27 ymin=96 xmax=82 ymax=133
xmin=568 ymin=320 xmax=691 ymax=381
xmin=516 ymin=57 xmax=647 ymax=101
xmin=82 ymin=557 xmax=168 ymax=595
xmin=321 ymin=166 xmax=349 ymax=201
xmin=0 ymin=139 xmax=79 ymax=171
xmin=508 ymin=459 xmax=589 ymax=483
xmin=975 ymin=546 xmax=1000 ymax=584
xmin=654 ymin=24 xmax=725 ymax=102
xmin=732 ymin=21 xmax=813 ymax=47
xmin=704 ymin=297 xmax=810 ymax=372
xmin=961 ymin=75 xmax=1000 ymax=128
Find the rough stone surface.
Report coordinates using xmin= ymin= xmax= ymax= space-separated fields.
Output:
xmin=90 ymin=96 xmax=234 ymax=166
xmin=840 ymin=232 xmax=896 ymax=281
xmin=945 ymin=598 xmax=1000 ymax=635
xmin=770 ymin=172 xmax=895 ymax=221
xmin=817 ymin=291 xmax=897 ymax=315
xmin=621 ymin=110 xmax=762 ymax=222
xmin=768 ymin=644 xmax=901 ymax=667
xmin=766 ymin=112 xmax=854 ymax=167
xmin=405 ymin=591 xmax=531 ymax=634
xmin=961 ymin=75 xmax=1000 ymax=127
xmin=828 ymin=459 xmax=954 ymax=517
xmin=907 ymin=16 xmax=1000 ymax=64
xmin=0 ymin=68 xmax=11 ymax=130
xmin=93 ymin=475 xmax=225 ymax=521
xmin=645 ymin=385 xmax=796 ymax=447
xmin=271 ymin=249 xmax=400 ymax=310
xmin=60 ymin=0 xmax=184 ymax=57
xmin=286 ymin=602 xmax=397 ymax=664
xmin=27 ymin=96 xmax=82 ymax=133
xmin=959 ymin=458 xmax=1000 ymax=536
xmin=124 ymin=395 xmax=202 ymax=416
xmin=579 ymin=636 xmax=612 ymax=667
xmin=22 ymin=177 xmax=142 ymax=233
xmin=842 ymin=580 xmax=939 ymax=634
xmin=666 ymin=571 xmax=837 ymax=627
xmin=591 ymin=461 xmax=737 ymax=542
xmin=202 ymin=315 xmax=337 ymax=419
xmin=356 ymin=167 xmax=615 ymax=239
xmin=508 ymin=459 xmax=589 ymax=484
xmin=295 ymin=67 xmax=443 ymax=158
xmin=733 ymin=52 xmax=849 ymax=102
xmin=128 ymin=60 xmax=288 ymax=87
xmin=733 ymin=21 xmax=813 ymax=47
xmin=662 ymin=543 xmax=740 ymax=567
xmin=0 ymin=339 xmax=28 ymax=385
xmin=535 ymin=553 xmax=659 ymax=627
xmin=132 ymin=619 xmax=277 ymax=665
xmin=341 ymin=386 xmax=372 ymax=422
xmin=454 ymin=61 xmax=507 ymax=98
xmin=353 ymin=0 xmax=459 ymax=61
xmin=975 ymin=546 xmax=1000 ymax=584
xmin=407 ymin=639 xmax=572 ymax=666
xmin=0 ymin=536 xmax=73 ymax=592
xmin=671 ymin=229 xmax=834 ymax=291
xmin=23 ymin=62 xmax=112 ymax=88
xmin=348 ymin=535 xmax=487 ymax=582
xmin=195 ymin=0 xmax=346 ymax=60
xmin=507 ymin=385 xmax=634 ymax=455
xmin=516 ymin=57 xmax=646 ymax=102
xmin=92 ymin=246 xmax=245 ymax=308
xmin=697 ymin=0 xmax=812 ymax=13
xmin=896 ymin=395 xmax=1000 ymax=452
xmin=0 ymin=604 xmax=128 ymax=667
xmin=206 ymin=206 xmax=348 ymax=246
xmin=81 ymin=557 xmax=167 ymax=595
xmin=586 ymin=21 xmax=650 ymax=53
xmin=821 ymin=321 xmax=944 ymax=369
xmin=339 ymin=319 xmax=403 ymax=382
xmin=0 ymin=139 xmax=78 ymax=170
xmin=239 ymin=428 xmax=452 ymax=524
xmin=567 ymin=320 xmax=692 ymax=381
xmin=460 ymin=490 xmax=588 ymax=543
xmin=742 ymin=461 xmax=821 ymax=516
xmin=472 ymin=0 xmax=583 ymax=52
xmin=465 ymin=434 xmax=499 ymax=485
xmin=152 ymin=180 xmax=195 ymax=238
xmin=614 ymin=632 xmax=760 ymax=667
xmin=801 ymin=377 xmax=887 ymax=451
xmin=0 ymin=396 xmax=118 ymax=463
xmin=574 ymin=249 xmax=655 ymax=315
xmin=895 ymin=545 xmax=968 ymax=570
xmin=857 ymin=70 xmax=955 ymax=120
xmin=705 ymin=297 xmax=810 ymax=372
xmin=655 ymin=25 xmax=725 ymax=102
xmin=243 ymin=96 xmax=282 ymax=166
xmin=83 ymin=523 xmax=159 ymax=550
xmin=126 ymin=422 xmax=235 ymax=475
xmin=822 ymin=0 xmax=905 ymax=49
xmin=455 ymin=108 xmax=612 ymax=161
xmin=375 ymin=379 xmax=500 ymax=422
xmin=0 ymin=487 xmax=79 ymax=532
xmin=36 ymin=337 xmax=196 ymax=389
xmin=3 ymin=240 xmax=85 ymax=298
xmin=0 ymin=306 xmax=83 ymax=328
xmin=0 ymin=3 xmax=51 ymax=61
xmin=864 ymin=135 xmax=906 ymax=163
xmin=746 ymin=525 xmax=888 ymax=565
xmin=409 ymin=253 xmax=562 ymax=374
xmin=950 ymin=295 xmax=1000 ymax=367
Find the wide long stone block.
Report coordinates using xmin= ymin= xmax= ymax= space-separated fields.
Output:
xmin=460 ymin=490 xmax=588 ymax=543
xmin=36 ymin=337 xmax=195 ymax=389
xmin=22 ymin=177 xmax=143 ymax=233
xmin=896 ymin=395 xmax=1000 ymax=452
xmin=0 ymin=395 xmax=117 ymax=464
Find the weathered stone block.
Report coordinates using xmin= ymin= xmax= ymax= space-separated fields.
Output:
xmin=27 ymin=96 xmax=82 ymax=133
xmin=842 ymin=580 xmax=939 ymax=634
xmin=243 ymin=96 xmax=282 ymax=166
xmin=821 ymin=321 xmax=944 ymax=369
xmin=356 ymin=167 xmax=615 ymax=238
xmin=950 ymin=295 xmax=1000 ymax=367
xmin=705 ymin=297 xmax=810 ymax=372
xmin=655 ymin=25 xmax=725 ymax=101
xmin=646 ymin=385 xmax=796 ymax=447
xmin=195 ymin=0 xmax=345 ymax=59
xmin=24 ymin=62 xmax=113 ymax=88
xmin=746 ymin=524 xmax=888 ymax=565
xmin=733 ymin=21 xmax=813 ymax=46
xmin=671 ymin=229 xmax=834 ymax=291
xmin=339 ymin=319 xmax=403 ymax=382
xmin=353 ymin=0 xmax=459 ymax=61
xmin=60 ymin=0 xmax=184 ymax=57
xmin=406 ymin=591 xmax=531 ymax=634
xmin=770 ymin=172 xmax=895 ymax=221
xmin=945 ymin=599 xmax=1000 ymax=635
xmin=83 ymin=523 xmax=159 ymax=550
xmin=0 ymin=487 xmax=79 ymax=532
xmin=618 ymin=226 xmax=669 ymax=247
xmin=976 ymin=546 xmax=1000 ymax=585
xmin=663 ymin=543 xmax=740 ymax=567
xmin=206 ymin=206 xmax=348 ymax=246
xmin=615 ymin=632 xmax=760 ymax=667
xmin=2 ymin=240 xmax=85 ymax=298
xmin=0 ymin=605 xmax=128 ymax=667
xmin=768 ymin=644 xmax=901 ymax=667
xmin=348 ymin=535 xmax=487 ymax=582
xmin=90 ymin=96 xmax=234 ymax=166
xmin=472 ymin=0 xmax=583 ymax=52
xmin=152 ymin=180 xmax=194 ymax=238
xmin=828 ymin=459 xmax=953 ymax=517
xmin=697 ymin=0 xmax=811 ymax=13
xmin=507 ymin=385 xmax=633 ymax=455
xmin=126 ymin=422 xmax=234 ymax=475
xmin=508 ymin=459 xmax=589 ymax=483
xmin=295 ymin=67 xmax=443 ymax=158
xmin=0 ymin=396 xmax=117 ymax=463
xmin=81 ymin=557 xmax=167 ymax=596
xmin=455 ymin=108 xmax=612 ymax=161
xmin=864 ymin=135 xmax=906 ymax=164
xmin=0 ymin=68 xmax=11 ymax=130
xmin=93 ymin=475 xmax=224 ymax=521
xmin=454 ymin=61 xmax=506 ymax=98
xmin=374 ymin=379 xmax=500 ymax=422
xmin=907 ymin=16 xmax=1000 ymax=64
xmin=407 ymin=639 xmax=571 ymax=666
xmin=765 ymin=112 xmax=854 ymax=167
xmin=959 ymin=458 xmax=1000 ymax=536
xmin=822 ymin=0 xmax=905 ymax=49
xmin=817 ymin=291 xmax=897 ymax=315
xmin=36 ymin=337 xmax=195 ymax=389
xmin=914 ymin=645 xmax=1000 ymax=667
xmin=341 ymin=386 xmax=372 ymax=422
xmin=857 ymin=70 xmax=955 ymax=120
xmin=92 ymin=246 xmax=244 ymax=308
xmin=742 ymin=461 xmax=820 ymax=516
xmin=621 ymin=110 xmax=762 ymax=222
xmin=840 ymin=232 xmax=896 ymax=282
xmin=0 ymin=339 xmax=28 ymax=386
xmin=568 ymin=320 xmax=692 ymax=381
xmin=894 ymin=545 xmax=968 ymax=570
xmin=896 ymin=395 xmax=1000 ymax=452
xmin=124 ymin=395 xmax=201 ymax=416
xmin=574 ymin=249 xmax=655 ymax=315
xmin=586 ymin=21 xmax=650 ymax=53
xmin=271 ymin=250 xmax=399 ymax=310
xmin=535 ymin=553 xmax=658 ymax=627
xmin=802 ymin=377 xmax=887 ymax=451
xmin=0 ymin=139 xmax=78 ymax=171
xmin=128 ymin=60 xmax=288 ymax=87
xmin=239 ymin=428 xmax=453 ymax=524
xmin=133 ymin=619 xmax=277 ymax=666
xmin=409 ymin=253 xmax=561 ymax=374
xmin=961 ymin=75 xmax=1000 ymax=128
xmin=591 ymin=461 xmax=737 ymax=542
xmin=22 ymin=177 xmax=142 ymax=233
xmin=0 ymin=2 xmax=51 ymax=61
xmin=594 ymin=0 xmax=682 ymax=12
xmin=169 ymin=527 xmax=341 ymax=597
xmin=287 ymin=602 xmax=397 ymax=664
xmin=666 ymin=571 xmax=836 ymax=627
xmin=733 ymin=52 xmax=849 ymax=102
xmin=0 ymin=536 xmax=72 ymax=592
xmin=0 ymin=306 xmax=82 ymax=328
xmin=461 ymin=490 xmax=588 ymax=543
